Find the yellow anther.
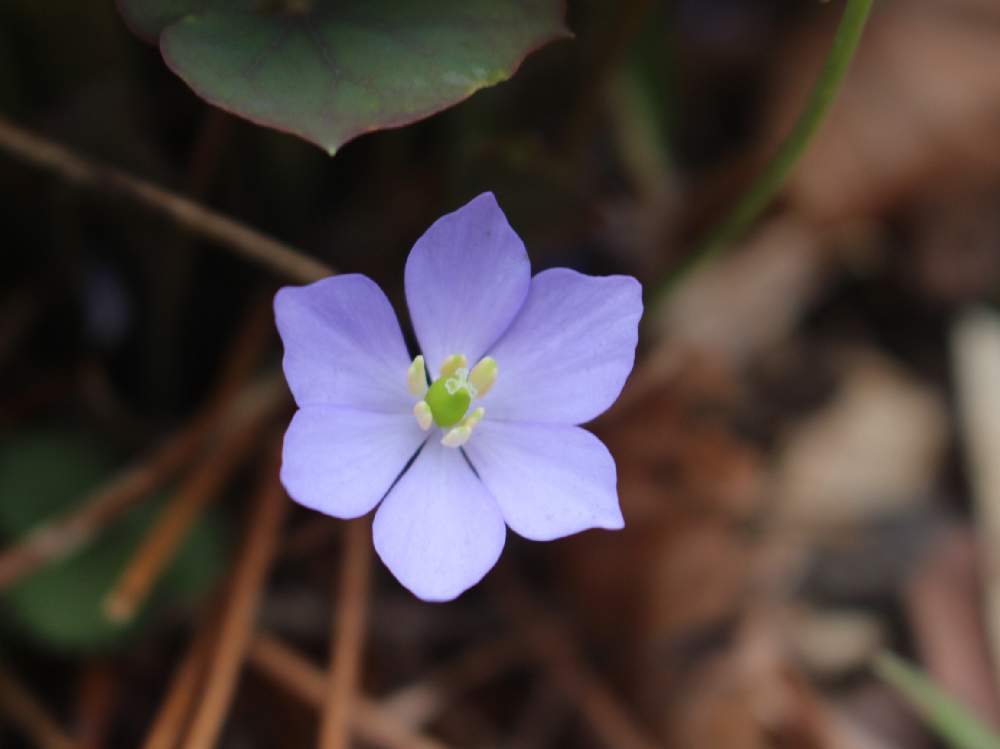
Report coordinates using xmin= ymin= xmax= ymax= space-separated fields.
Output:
xmin=469 ymin=357 xmax=497 ymax=398
xmin=463 ymin=407 xmax=485 ymax=429
xmin=407 ymin=355 xmax=427 ymax=397
xmin=441 ymin=425 xmax=472 ymax=448
xmin=439 ymin=354 xmax=468 ymax=378
xmin=413 ymin=401 xmax=433 ymax=431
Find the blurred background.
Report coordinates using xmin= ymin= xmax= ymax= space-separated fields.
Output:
xmin=3 ymin=0 xmax=1000 ymax=746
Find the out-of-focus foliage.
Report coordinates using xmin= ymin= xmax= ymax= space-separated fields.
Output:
xmin=0 ymin=430 xmax=226 ymax=652
xmin=117 ymin=0 xmax=570 ymax=153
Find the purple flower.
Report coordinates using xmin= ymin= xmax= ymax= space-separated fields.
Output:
xmin=275 ymin=193 xmax=642 ymax=601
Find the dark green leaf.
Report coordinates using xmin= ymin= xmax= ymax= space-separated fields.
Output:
xmin=119 ymin=0 xmax=569 ymax=154
xmin=116 ymin=0 xmax=207 ymax=41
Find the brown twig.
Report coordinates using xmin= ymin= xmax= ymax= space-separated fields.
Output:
xmin=183 ymin=449 xmax=288 ymax=749
xmin=103 ymin=377 xmax=287 ymax=622
xmin=141 ymin=601 xmax=223 ymax=749
xmin=74 ymin=659 xmax=118 ymax=749
xmin=0 ymin=115 xmax=332 ymax=284
xmin=498 ymin=577 xmax=660 ymax=749
xmin=248 ymin=634 xmax=449 ymax=749
xmin=0 ymin=664 xmax=78 ymax=749
xmin=0 ymin=299 xmax=274 ymax=589
xmin=381 ymin=635 xmax=526 ymax=727
xmin=319 ymin=519 xmax=373 ymax=749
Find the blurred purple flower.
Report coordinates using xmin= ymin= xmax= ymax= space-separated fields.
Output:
xmin=275 ymin=193 xmax=642 ymax=601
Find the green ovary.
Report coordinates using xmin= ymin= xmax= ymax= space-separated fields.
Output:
xmin=424 ymin=376 xmax=471 ymax=427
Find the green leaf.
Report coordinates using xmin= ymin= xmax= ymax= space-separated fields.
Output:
xmin=118 ymin=0 xmax=569 ymax=154
xmin=116 ymin=0 xmax=232 ymax=42
xmin=0 ymin=430 xmax=227 ymax=653
xmin=874 ymin=652 xmax=1000 ymax=749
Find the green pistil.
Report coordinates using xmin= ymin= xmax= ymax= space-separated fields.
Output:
xmin=425 ymin=372 xmax=472 ymax=427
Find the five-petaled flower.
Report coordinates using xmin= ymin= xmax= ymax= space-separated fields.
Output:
xmin=275 ymin=193 xmax=642 ymax=601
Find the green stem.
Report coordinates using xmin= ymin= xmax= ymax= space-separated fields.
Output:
xmin=874 ymin=652 xmax=1000 ymax=749
xmin=650 ymin=0 xmax=874 ymax=304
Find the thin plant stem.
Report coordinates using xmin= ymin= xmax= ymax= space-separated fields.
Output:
xmin=651 ymin=0 xmax=874 ymax=305
xmin=874 ymin=652 xmax=1000 ymax=749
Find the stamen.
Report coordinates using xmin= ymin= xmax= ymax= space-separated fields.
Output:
xmin=413 ymin=401 xmax=433 ymax=431
xmin=440 ymin=354 xmax=468 ymax=378
xmin=441 ymin=425 xmax=471 ymax=448
xmin=414 ymin=352 xmax=491 ymax=432
xmin=464 ymin=407 xmax=485 ymax=429
xmin=407 ymin=355 xmax=427 ymax=397
xmin=469 ymin=357 xmax=497 ymax=398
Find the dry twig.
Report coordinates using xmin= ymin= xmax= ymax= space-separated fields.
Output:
xmin=382 ymin=635 xmax=525 ymax=727
xmin=499 ymin=577 xmax=660 ymax=749
xmin=141 ymin=602 xmax=223 ymax=749
xmin=74 ymin=660 xmax=118 ymax=749
xmin=0 ymin=115 xmax=332 ymax=284
xmin=103 ymin=377 xmax=287 ymax=622
xmin=183 ymin=450 xmax=288 ymax=749
xmin=0 ymin=664 xmax=78 ymax=749
xmin=319 ymin=520 xmax=373 ymax=749
xmin=0 ymin=299 xmax=274 ymax=589
xmin=248 ymin=634 xmax=449 ymax=749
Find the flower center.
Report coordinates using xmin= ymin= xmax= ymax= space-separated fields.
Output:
xmin=407 ymin=353 xmax=497 ymax=447
xmin=425 ymin=367 xmax=474 ymax=427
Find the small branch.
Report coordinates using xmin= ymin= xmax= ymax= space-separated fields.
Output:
xmin=141 ymin=600 xmax=223 ymax=749
xmin=248 ymin=634 xmax=449 ymax=749
xmin=381 ymin=636 xmax=525 ymax=727
xmin=0 ymin=115 xmax=332 ymax=284
xmin=319 ymin=520 xmax=373 ymax=749
xmin=103 ymin=377 xmax=287 ymax=622
xmin=184 ymin=449 xmax=288 ymax=749
xmin=650 ymin=0 xmax=874 ymax=304
xmin=498 ymin=578 xmax=660 ymax=749
xmin=0 ymin=664 xmax=78 ymax=749
xmin=0 ymin=299 xmax=274 ymax=589
xmin=74 ymin=659 xmax=118 ymax=749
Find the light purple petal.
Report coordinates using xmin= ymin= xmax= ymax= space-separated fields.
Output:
xmin=373 ymin=440 xmax=505 ymax=601
xmin=482 ymin=269 xmax=642 ymax=424
xmin=275 ymin=274 xmax=413 ymax=412
xmin=405 ymin=193 xmax=531 ymax=374
xmin=281 ymin=406 xmax=426 ymax=519
xmin=465 ymin=421 xmax=623 ymax=541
